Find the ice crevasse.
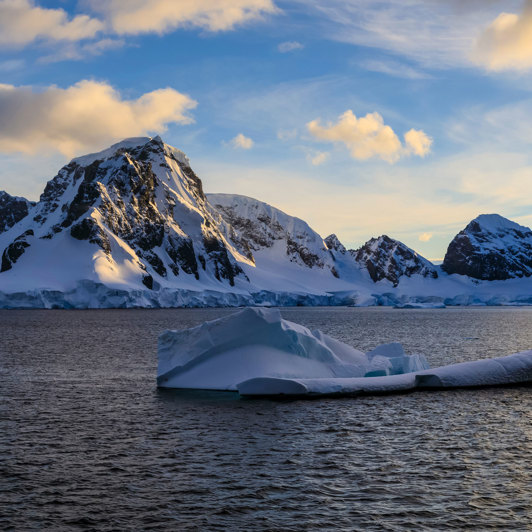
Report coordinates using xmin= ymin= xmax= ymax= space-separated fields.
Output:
xmin=157 ymin=307 xmax=532 ymax=397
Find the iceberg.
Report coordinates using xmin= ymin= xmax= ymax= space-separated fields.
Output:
xmin=157 ymin=307 xmax=428 ymax=390
xmin=238 ymin=350 xmax=532 ymax=397
xmin=157 ymin=307 xmax=532 ymax=397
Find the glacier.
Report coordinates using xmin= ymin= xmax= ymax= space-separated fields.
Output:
xmin=157 ymin=307 xmax=532 ymax=397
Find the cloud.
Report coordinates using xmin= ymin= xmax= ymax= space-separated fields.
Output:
xmin=404 ymin=128 xmax=432 ymax=157
xmin=277 ymin=128 xmax=298 ymax=140
xmin=360 ymin=59 xmax=432 ymax=79
xmin=0 ymin=0 xmax=103 ymax=47
xmin=473 ymin=1 xmax=532 ymax=71
xmin=231 ymin=133 xmax=254 ymax=149
xmin=307 ymin=110 xmax=432 ymax=163
xmin=0 ymin=80 xmax=197 ymax=156
xmin=38 ymin=38 xmax=126 ymax=63
xmin=418 ymin=232 xmax=433 ymax=242
xmin=88 ymin=0 xmax=278 ymax=35
xmin=278 ymin=41 xmax=304 ymax=53
xmin=307 ymin=151 xmax=329 ymax=166
xmin=291 ymin=0 xmax=504 ymax=69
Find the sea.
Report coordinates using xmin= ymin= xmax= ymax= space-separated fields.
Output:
xmin=1 ymin=307 xmax=531 ymax=531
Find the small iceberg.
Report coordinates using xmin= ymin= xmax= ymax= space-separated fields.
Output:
xmin=157 ymin=307 xmax=532 ymax=397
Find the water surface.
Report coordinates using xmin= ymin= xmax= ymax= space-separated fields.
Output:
xmin=1 ymin=307 xmax=531 ymax=530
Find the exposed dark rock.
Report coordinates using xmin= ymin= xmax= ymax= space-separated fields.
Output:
xmin=0 ymin=191 xmax=35 ymax=233
xmin=70 ymin=218 xmax=111 ymax=254
xmin=352 ymin=235 xmax=437 ymax=287
xmin=286 ymin=236 xmax=323 ymax=268
xmin=142 ymin=274 xmax=154 ymax=289
xmin=442 ymin=214 xmax=532 ymax=280
xmin=204 ymin=235 xmax=243 ymax=286
xmin=1 ymin=229 xmax=34 ymax=272
xmin=324 ymin=234 xmax=346 ymax=254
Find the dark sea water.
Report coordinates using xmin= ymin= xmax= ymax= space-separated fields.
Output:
xmin=1 ymin=307 xmax=531 ymax=531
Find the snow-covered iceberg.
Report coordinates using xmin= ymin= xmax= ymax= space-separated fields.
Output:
xmin=157 ymin=307 xmax=429 ymax=390
xmin=238 ymin=350 xmax=532 ymax=397
xmin=157 ymin=307 xmax=532 ymax=397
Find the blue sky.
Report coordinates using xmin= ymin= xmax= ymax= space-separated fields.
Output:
xmin=1 ymin=0 xmax=532 ymax=260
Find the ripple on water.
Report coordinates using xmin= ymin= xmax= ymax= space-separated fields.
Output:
xmin=1 ymin=307 xmax=531 ymax=530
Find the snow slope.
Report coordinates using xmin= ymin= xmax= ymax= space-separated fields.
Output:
xmin=1 ymin=137 xmax=532 ymax=307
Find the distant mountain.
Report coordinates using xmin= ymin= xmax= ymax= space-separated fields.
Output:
xmin=442 ymin=214 xmax=532 ymax=280
xmin=0 ymin=191 xmax=35 ymax=234
xmin=208 ymin=193 xmax=339 ymax=279
xmin=1 ymin=137 xmax=531 ymax=308
xmin=351 ymin=235 xmax=438 ymax=287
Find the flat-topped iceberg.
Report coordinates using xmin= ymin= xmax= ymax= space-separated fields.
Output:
xmin=157 ymin=307 xmax=429 ymax=390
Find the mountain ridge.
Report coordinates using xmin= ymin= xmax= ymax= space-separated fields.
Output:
xmin=1 ymin=137 xmax=531 ymax=308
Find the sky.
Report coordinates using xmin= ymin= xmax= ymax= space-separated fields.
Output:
xmin=2 ymin=1 xmax=532 ymax=261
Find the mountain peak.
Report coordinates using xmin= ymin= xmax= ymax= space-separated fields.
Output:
xmin=443 ymin=214 xmax=532 ymax=280
xmin=469 ymin=213 xmax=530 ymax=234
xmin=70 ymin=136 xmax=190 ymax=169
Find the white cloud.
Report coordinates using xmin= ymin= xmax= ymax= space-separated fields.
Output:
xmin=307 ymin=151 xmax=329 ymax=166
xmin=88 ymin=0 xmax=278 ymax=35
xmin=231 ymin=133 xmax=254 ymax=149
xmin=307 ymin=110 xmax=431 ymax=163
xmin=278 ymin=40 xmax=304 ymax=53
xmin=404 ymin=128 xmax=432 ymax=157
xmin=473 ymin=1 xmax=532 ymax=71
xmin=0 ymin=80 xmax=197 ymax=156
xmin=418 ymin=232 xmax=433 ymax=242
xmin=0 ymin=0 xmax=103 ymax=47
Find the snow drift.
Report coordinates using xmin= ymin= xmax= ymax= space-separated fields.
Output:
xmin=157 ymin=307 xmax=532 ymax=397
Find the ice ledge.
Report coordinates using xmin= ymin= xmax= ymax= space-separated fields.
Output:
xmin=237 ymin=350 xmax=532 ymax=397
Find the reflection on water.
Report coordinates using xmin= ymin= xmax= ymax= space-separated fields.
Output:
xmin=1 ymin=307 xmax=531 ymax=530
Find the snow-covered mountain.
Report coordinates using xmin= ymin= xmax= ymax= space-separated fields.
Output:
xmin=0 ymin=191 xmax=35 ymax=234
xmin=351 ymin=235 xmax=438 ymax=287
xmin=1 ymin=137 xmax=531 ymax=308
xmin=0 ymin=137 xmax=248 ymax=291
xmin=442 ymin=214 xmax=532 ymax=280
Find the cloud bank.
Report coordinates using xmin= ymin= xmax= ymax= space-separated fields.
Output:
xmin=307 ymin=110 xmax=432 ymax=163
xmin=473 ymin=1 xmax=532 ymax=71
xmin=0 ymin=80 xmax=197 ymax=156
